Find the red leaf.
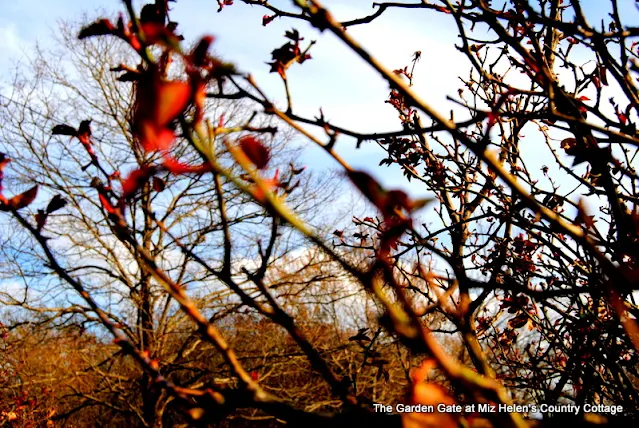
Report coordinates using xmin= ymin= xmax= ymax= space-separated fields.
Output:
xmin=404 ymin=376 xmax=458 ymax=428
xmin=138 ymin=4 xmax=181 ymax=47
xmin=508 ymin=314 xmax=528 ymax=329
xmin=239 ymin=136 xmax=270 ymax=169
xmin=155 ymin=81 xmax=192 ymax=126
xmin=122 ymin=166 xmax=157 ymax=199
xmin=140 ymin=22 xmax=166 ymax=44
xmin=163 ymin=156 xmax=212 ymax=175
xmin=598 ymin=65 xmax=609 ymax=85
xmin=77 ymin=119 xmax=92 ymax=146
xmin=152 ymin=176 xmax=166 ymax=192
xmin=216 ymin=0 xmax=234 ymax=12
xmin=617 ymin=111 xmax=628 ymax=125
xmin=592 ymin=75 xmax=601 ymax=89
xmin=138 ymin=124 xmax=176 ymax=152
xmin=487 ymin=111 xmax=499 ymax=126
xmin=262 ymin=15 xmax=277 ymax=26
xmin=98 ymin=194 xmax=118 ymax=215
xmin=134 ymin=72 xmax=192 ymax=152
xmin=7 ymin=186 xmax=38 ymax=210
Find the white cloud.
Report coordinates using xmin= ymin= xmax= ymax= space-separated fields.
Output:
xmin=0 ymin=24 xmax=26 ymax=60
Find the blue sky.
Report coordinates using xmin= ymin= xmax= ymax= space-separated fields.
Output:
xmin=0 ymin=0 xmax=469 ymax=197
xmin=2 ymin=0 xmax=639 ymax=301
xmin=1 ymin=0 xmax=638 ymax=200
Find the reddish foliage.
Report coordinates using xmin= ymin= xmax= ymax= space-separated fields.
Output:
xmin=121 ymin=166 xmax=158 ymax=199
xmin=239 ymin=136 xmax=270 ymax=169
xmin=133 ymin=72 xmax=192 ymax=152
xmin=162 ymin=157 xmax=212 ymax=175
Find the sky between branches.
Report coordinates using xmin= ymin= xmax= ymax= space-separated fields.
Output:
xmin=1 ymin=0 xmax=638 ymax=197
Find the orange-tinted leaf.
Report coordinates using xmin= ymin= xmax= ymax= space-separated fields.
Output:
xmin=156 ymin=81 xmax=191 ymax=126
xmin=8 ymin=186 xmax=38 ymax=210
xmin=77 ymin=120 xmax=92 ymax=146
xmin=250 ymin=170 xmax=279 ymax=204
xmin=403 ymin=382 xmax=459 ymax=428
xmin=239 ymin=136 xmax=270 ymax=169
xmin=138 ymin=123 xmax=176 ymax=152
xmin=134 ymin=72 xmax=193 ymax=152
xmin=617 ymin=112 xmax=628 ymax=125
xmin=193 ymin=82 xmax=207 ymax=123
xmin=122 ymin=166 xmax=157 ymax=199
xmin=412 ymin=383 xmax=454 ymax=407
xmin=434 ymin=5 xmax=452 ymax=13
xmin=560 ymin=137 xmax=577 ymax=153
xmin=140 ymin=22 xmax=181 ymax=47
